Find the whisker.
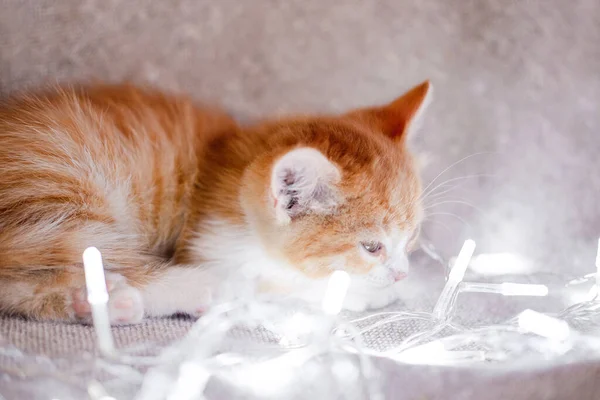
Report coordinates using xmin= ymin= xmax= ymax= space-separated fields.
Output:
xmin=423 ymin=194 xmax=460 ymax=207
xmin=424 ymin=199 xmax=483 ymax=211
xmin=424 ymin=199 xmax=462 ymax=210
xmin=423 ymin=184 xmax=460 ymax=201
xmin=419 ymin=152 xmax=496 ymax=196
xmin=421 ymin=185 xmax=467 ymax=206
xmin=422 ymin=218 xmax=454 ymax=236
xmin=425 ymin=212 xmax=473 ymax=231
xmin=421 ymin=173 xmax=496 ymax=201
xmin=424 ymin=200 xmax=492 ymax=224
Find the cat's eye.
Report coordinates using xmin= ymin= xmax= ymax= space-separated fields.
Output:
xmin=361 ymin=241 xmax=383 ymax=255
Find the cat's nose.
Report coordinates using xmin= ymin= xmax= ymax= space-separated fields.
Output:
xmin=391 ymin=271 xmax=407 ymax=282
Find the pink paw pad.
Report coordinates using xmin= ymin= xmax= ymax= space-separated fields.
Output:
xmin=114 ymin=297 xmax=134 ymax=310
xmin=71 ymin=289 xmax=91 ymax=316
xmin=188 ymin=304 xmax=211 ymax=318
xmin=107 ymin=286 xmax=144 ymax=325
xmin=70 ymin=272 xmax=144 ymax=325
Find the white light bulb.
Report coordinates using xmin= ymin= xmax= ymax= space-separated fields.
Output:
xmin=395 ymin=341 xmax=485 ymax=365
xmin=595 ymin=238 xmax=600 ymax=290
xmin=322 ymin=270 xmax=351 ymax=315
xmin=83 ymin=247 xmax=109 ymax=304
xmin=460 ymin=282 xmax=548 ymax=297
xmin=501 ymin=283 xmax=548 ymax=297
xmin=518 ymin=309 xmax=571 ymax=341
xmin=82 ymin=246 xmax=115 ymax=356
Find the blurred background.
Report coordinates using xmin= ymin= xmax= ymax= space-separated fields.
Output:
xmin=1 ymin=0 xmax=599 ymax=322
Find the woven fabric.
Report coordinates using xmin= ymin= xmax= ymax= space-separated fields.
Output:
xmin=0 ymin=316 xmax=194 ymax=357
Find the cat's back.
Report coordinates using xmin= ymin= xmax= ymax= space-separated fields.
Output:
xmin=0 ymin=84 xmax=237 ymax=267
xmin=0 ymin=83 xmax=209 ymax=166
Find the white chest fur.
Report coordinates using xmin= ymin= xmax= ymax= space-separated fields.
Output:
xmin=141 ymin=218 xmax=405 ymax=316
xmin=188 ymin=218 xmax=312 ymax=294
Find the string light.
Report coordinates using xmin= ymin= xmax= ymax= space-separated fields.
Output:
xmin=322 ymin=270 xmax=351 ymax=315
xmin=165 ymin=362 xmax=210 ymax=400
xmin=82 ymin=247 xmax=115 ymax=357
xmin=518 ymin=309 xmax=571 ymax=342
xmin=433 ymin=239 xmax=476 ymax=320
xmin=460 ymin=282 xmax=549 ymax=297
xmin=595 ymin=238 xmax=600 ymax=294
xmin=393 ymin=340 xmax=486 ymax=365
xmin=4 ymin=238 xmax=600 ymax=399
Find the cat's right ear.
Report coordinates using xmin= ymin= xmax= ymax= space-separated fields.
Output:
xmin=270 ymin=148 xmax=340 ymax=225
xmin=348 ymin=80 xmax=432 ymax=143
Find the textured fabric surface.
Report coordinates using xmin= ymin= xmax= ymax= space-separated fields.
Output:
xmin=0 ymin=316 xmax=194 ymax=357
xmin=1 ymin=0 xmax=600 ymax=398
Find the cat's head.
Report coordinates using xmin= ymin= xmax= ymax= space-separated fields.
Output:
xmin=241 ymin=82 xmax=431 ymax=311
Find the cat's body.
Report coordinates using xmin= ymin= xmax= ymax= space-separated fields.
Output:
xmin=0 ymin=82 xmax=430 ymax=324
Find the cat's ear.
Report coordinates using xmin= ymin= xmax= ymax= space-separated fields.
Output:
xmin=350 ymin=80 xmax=432 ymax=143
xmin=270 ymin=148 xmax=340 ymax=224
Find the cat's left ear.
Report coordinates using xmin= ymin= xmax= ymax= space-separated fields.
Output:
xmin=349 ymin=80 xmax=432 ymax=143
xmin=270 ymin=148 xmax=340 ymax=225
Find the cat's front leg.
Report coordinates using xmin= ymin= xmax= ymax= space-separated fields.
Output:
xmin=72 ymin=266 xmax=221 ymax=323
xmin=140 ymin=266 xmax=220 ymax=318
xmin=71 ymin=272 xmax=145 ymax=325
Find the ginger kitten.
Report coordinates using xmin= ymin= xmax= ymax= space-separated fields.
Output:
xmin=0 ymin=81 xmax=430 ymax=324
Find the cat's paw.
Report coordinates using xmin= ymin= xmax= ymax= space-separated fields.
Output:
xmin=187 ymin=290 xmax=213 ymax=318
xmin=71 ymin=272 xmax=144 ymax=325
xmin=107 ymin=284 xmax=144 ymax=325
xmin=189 ymin=307 xmax=207 ymax=319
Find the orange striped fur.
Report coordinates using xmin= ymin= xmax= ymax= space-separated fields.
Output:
xmin=0 ymin=81 xmax=430 ymax=323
